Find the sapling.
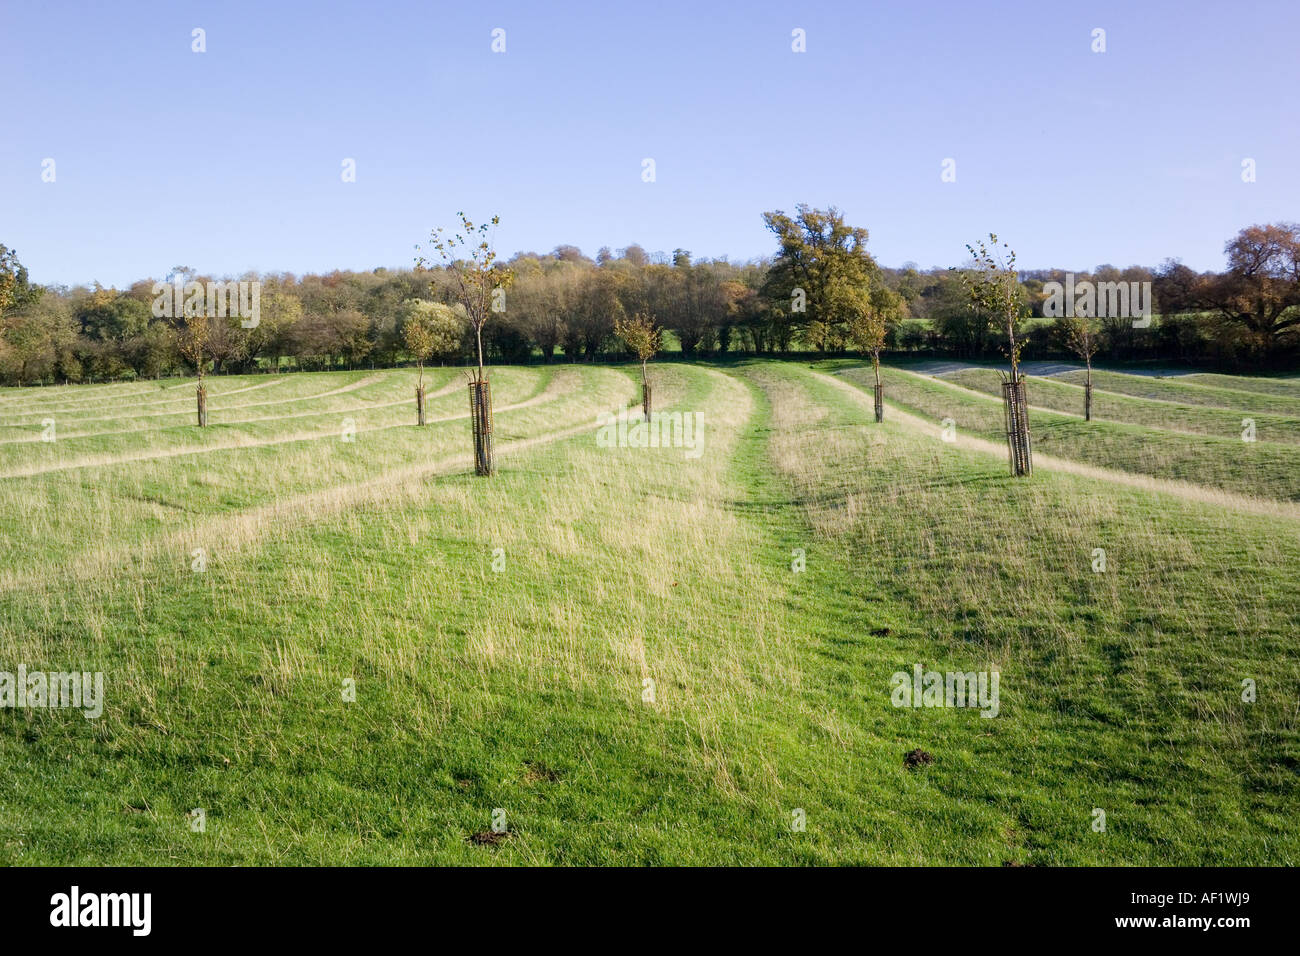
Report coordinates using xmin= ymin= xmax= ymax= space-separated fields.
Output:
xmin=614 ymin=312 xmax=662 ymax=420
xmin=417 ymin=214 xmax=513 ymax=475
xmin=958 ymin=235 xmax=1032 ymax=475
xmin=1062 ymin=314 xmax=1100 ymax=421
xmin=401 ymin=299 xmax=461 ymax=425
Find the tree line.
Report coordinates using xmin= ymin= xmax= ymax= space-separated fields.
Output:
xmin=1 ymin=215 xmax=1296 ymax=387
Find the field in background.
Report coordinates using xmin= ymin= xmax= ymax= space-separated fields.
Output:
xmin=832 ymin=363 xmax=1300 ymax=502
xmin=1 ymin=361 xmax=1296 ymax=864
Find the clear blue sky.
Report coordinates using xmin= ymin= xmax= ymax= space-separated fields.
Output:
xmin=2 ymin=0 xmax=1296 ymax=287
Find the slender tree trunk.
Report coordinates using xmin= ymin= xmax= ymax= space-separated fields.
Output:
xmin=475 ymin=325 xmax=485 ymax=383
xmin=872 ymin=353 xmax=883 ymax=423
xmin=1084 ymin=359 xmax=1093 ymax=422
xmin=196 ymin=380 xmax=208 ymax=427
xmin=415 ymin=363 xmax=426 ymax=425
xmin=1007 ymin=318 xmax=1019 ymax=381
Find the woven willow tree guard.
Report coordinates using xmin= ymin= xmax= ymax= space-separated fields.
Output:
xmin=416 ymin=384 xmax=426 ymax=426
xmin=873 ymin=382 xmax=884 ymax=423
xmin=642 ymin=379 xmax=652 ymax=421
xmin=960 ymin=234 xmax=1033 ymax=475
xmin=196 ymin=384 xmax=208 ymax=427
xmin=1001 ymin=373 xmax=1032 ymax=476
xmin=468 ymin=378 xmax=494 ymax=476
xmin=1084 ymin=380 xmax=1093 ymax=422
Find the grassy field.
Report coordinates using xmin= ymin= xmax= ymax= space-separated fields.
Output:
xmin=1053 ymin=368 xmax=1300 ymax=417
xmin=941 ymin=367 xmax=1300 ymax=445
xmin=1 ymin=360 xmax=1297 ymax=864
xmin=836 ymin=363 xmax=1300 ymax=502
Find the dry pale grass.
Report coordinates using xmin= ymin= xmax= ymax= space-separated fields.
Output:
xmin=0 ymin=368 xmax=627 ymax=597
xmin=353 ymin=363 xmax=803 ymax=795
xmin=1 ymin=371 xmax=391 ymax=427
xmin=0 ymin=369 xmax=573 ymax=478
xmin=0 ymin=375 xmax=453 ymax=444
xmin=0 ymin=374 xmax=291 ymax=421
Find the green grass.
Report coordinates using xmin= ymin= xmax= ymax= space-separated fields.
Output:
xmin=1179 ymin=371 xmax=1300 ymax=397
xmin=833 ymin=362 xmax=1300 ymax=501
xmin=1051 ymin=368 xmax=1300 ymax=418
xmin=1 ymin=361 xmax=1296 ymax=864
xmin=941 ymin=366 xmax=1300 ymax=445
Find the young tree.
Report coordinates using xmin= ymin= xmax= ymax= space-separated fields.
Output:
xmin=156 ymin=266 xmax=214 ymax=423
xmin=401 ymin=299 xmax=462 ymax=425
xmin=960 ymin=235 xmax=1026 ymax=379
xmin=959 ymin=235 xmax=1031 ymax=475
xmin=416 ymin=214 xmax=514 ymax=475
xmin=1060 ymin=314 xmax=1100 ymax=420
xmin=173 ymin=308 xmax=212 ymax=426
xmin=416 ymin=213 xmax=513 ymax=383
xmin=614 ymin=311 xmax=662 ymax=419
xmin=844 ymin=281 xmax=903 ymax=423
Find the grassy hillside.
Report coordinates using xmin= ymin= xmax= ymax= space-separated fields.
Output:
xmin=1 ymin=361 xmax=1296 ymax=864
xmin=1051 ymin=368 xmax=1300 ymax=417
xmin=835 ymin=363 xmax=1300 ymax=501
xmin=940 ymin=367 xmax=1300 ymax=445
